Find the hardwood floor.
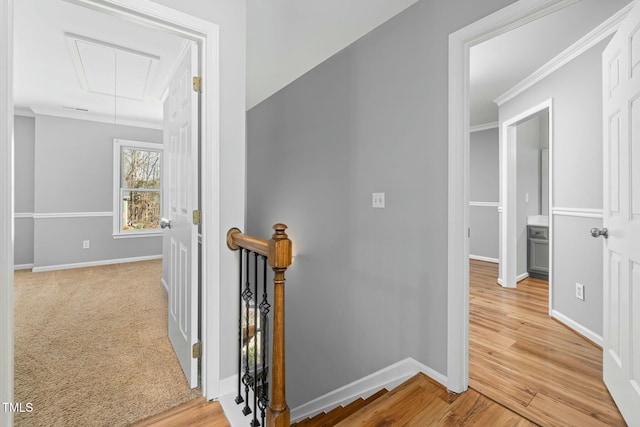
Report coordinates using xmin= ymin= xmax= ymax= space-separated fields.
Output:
xmin=469 ymin=259 xmax=625 ymax=426
xmin=131 ymin=398 xmax=230 ymax=427
xmin=133 ymin=260 xmax=624 ymax=426
xmin=334 ymin=373 xmax=535 ymax=426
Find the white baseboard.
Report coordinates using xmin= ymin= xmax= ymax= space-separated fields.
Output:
xmin=516 ymin=272 xmax=529 ymax=282
xmin=219 ymin=382 xmax=258 ymax=427
xmin=551 ymin=309 xmax=603 ymax=347
xmin=161 ymin=277 xmax=169 ymax=293
xmin=220 ymin=373 xmax=238 ymax=397
xmin=289 ymin=357 xmax=446 ymax=422
xmin=14 ymin=263 xmax=34 ymax=270
xmin=218 ymin=358 xmax=446 ymax=425
xmin=32 ymin=255 xmax=162 ymax=273
xmin=469 ymin=255 xmax=498 ymax=263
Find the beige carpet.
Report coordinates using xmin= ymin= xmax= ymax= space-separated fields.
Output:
xmin=14 ymin=260 xmax=201 ymax=427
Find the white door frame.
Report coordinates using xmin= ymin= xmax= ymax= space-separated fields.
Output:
xmin=0 ymin=1 xmax=222 ymax=420
xmin=499 ymin=100 xmax=553 ymax=294
xmin=0 ymin=1 xmax=14 ymax=426
xmin=447 ymin=0 xmax=576 ymax=393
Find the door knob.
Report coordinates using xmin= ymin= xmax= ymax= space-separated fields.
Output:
xmin=590 ymin=227 xmax=608 ymax=239
xmin=160 ymin=218 xmax=172 ymax=229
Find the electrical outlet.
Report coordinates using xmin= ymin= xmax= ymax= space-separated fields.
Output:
xmin=576 ymin=283 xmax=585 ymax=301
xmin=372 ymin=192 xmax=385 ymax=208
xmin=83 ymin=240 xmax=90 ymax=249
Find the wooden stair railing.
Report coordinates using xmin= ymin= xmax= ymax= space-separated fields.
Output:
xmin=227 ymin=223 xmax=293 ymax=427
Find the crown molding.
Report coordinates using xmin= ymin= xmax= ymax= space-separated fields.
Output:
xmin=29 ymin=106 xmax=162 ymax=130
xmin=470 ymin=121 xmax=499 ymax=132
xmin=495 ymin=2 xmax=634 ymax=106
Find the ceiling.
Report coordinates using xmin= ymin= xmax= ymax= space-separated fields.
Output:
xmin=470 ymin=0 xmax=633 ymax=126
xmin=13 ymin=0 xmax=186 ymax=128
xmin=13 ymin=0 xmax=635 ymax=128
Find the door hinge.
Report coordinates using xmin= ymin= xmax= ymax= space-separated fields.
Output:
xmin=192 ymin=342 xmax=201 ymax=359
xmin=192 ymin=76 xmax=202 ymax=93
xmin=192 ymin=209 xmax=201 ymax=225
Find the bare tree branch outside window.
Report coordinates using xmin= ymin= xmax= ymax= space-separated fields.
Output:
xmin=121 ymin=148 xmax=161 ymax=230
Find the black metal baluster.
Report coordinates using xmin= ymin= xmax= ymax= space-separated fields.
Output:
xmin=235 ymin=248 xmax=244 ymax=405
xmin=251 ymin=252 xmax=260 ymax=427
xmin=241 ymin=250 xmax=253 ymax=416
xmin=257 ymin=255 xmax=270 ymax=426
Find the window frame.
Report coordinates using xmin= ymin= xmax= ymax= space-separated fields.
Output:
xmin=112 ymin=138 xmax=163 ymax=238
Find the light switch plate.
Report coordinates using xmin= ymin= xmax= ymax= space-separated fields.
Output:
xmin=372 ymin=192 xmax=385 ymax=208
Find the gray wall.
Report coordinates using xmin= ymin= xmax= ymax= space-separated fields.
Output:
xmin=14 ymin=115 xmax=35 ymax=266
xmin=247 ymin=0 xmax=519 ymax=407
xmin=21 ymin=115 xmax=164 ymax=269
xmin=470 ymin=127 xmax=499 ymax=260
xmin=499 ymin=38 xmax=609 ymax=337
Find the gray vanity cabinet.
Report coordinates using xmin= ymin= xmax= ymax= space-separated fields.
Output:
xmin=527 ymin=225 xmax=549 ymax=280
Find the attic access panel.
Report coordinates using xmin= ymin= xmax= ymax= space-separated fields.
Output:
xmin=65 ymin=32 xmax=159 ymax=102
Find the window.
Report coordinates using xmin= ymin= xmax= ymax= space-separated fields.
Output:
xmin=113 ymin=139 xmax=163 ymax=237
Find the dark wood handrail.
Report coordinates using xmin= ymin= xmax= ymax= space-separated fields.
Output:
xmin=227 ymin=223 xmax=292 ymax=427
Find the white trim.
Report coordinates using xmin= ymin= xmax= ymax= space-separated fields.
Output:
xmin=551 ymin=309 xmax=603 ymax=346
xmin=0 ymin=0 xmax=14 ymax=424
xmin=288 ymin=358 xmax=446 ymax=423
xmin=516 ymin=272 xmax=529 ymax=282
xmin=552 ymin=207 xmax=603 ymax=219
xmin=500 ymin=99 xmax=553 ymax=291
xmin=14 ymin=106 xmax=34 ymax=117
xmin=31 ymin=254 xmax=162 ymax=273
xmin=29 ymin=107 xmax=163 ymax=130
xmin=448 ymin=0 xmax=574 ymax=394
xmin=14 ymin=264 xmax=34 ymax=271
xmin=470 ymin=121 xmax=499 ymax=132
xmin=14 ymin=212 xmax=33 ymax=219
xmin=112 ymin=232 xmax=162 ymax=239
xmin=33 ymin=212 xmax=113 ymax=219
xmin=469 ymin=201 xmax=499 ymax=207
xmin=220 ymin=358 xmax=446 ymax=424
xmin=161 ymin=277 xmax=168 ymax=293
xmin=469 ymin=255 xmax=499 ymax=263
xmin=495 ymin=3 xmax=634 ymax=106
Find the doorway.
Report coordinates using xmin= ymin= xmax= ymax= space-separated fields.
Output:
xmin=448 ymin=0 xmax=630 ymax=394
xmin=0 ymin=1 xmax=222 ymax=424
xmin=500 ymin=101 xmax=552 ymax=294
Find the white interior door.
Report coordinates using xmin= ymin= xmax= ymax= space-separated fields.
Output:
xmin=602 ymin=1 xmax=640 ymax=423
xmin=163 ymin=42 xmax=199 ymax=388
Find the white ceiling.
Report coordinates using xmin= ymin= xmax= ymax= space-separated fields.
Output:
xmin=13 ymin=0 xmax=635 ymax=128
xmin=14 ymin=0 xmax=186 ymax=128
xmin=470 ymin=0 xmax=633 ymax=126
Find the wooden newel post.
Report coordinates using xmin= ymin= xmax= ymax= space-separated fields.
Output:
xmin=267 ymin=223 xmax=292 ymax=427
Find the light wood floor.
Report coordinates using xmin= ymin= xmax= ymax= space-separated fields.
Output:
xmin=335 ymin=373 xmax=535 ymax=426
xmin=135 ymin=260 xmax=626 ymax=426
xmin=469 ymin=259 xmax=625 ymax=426
xmin=131 ymin=398 xmax=230 ymax=427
